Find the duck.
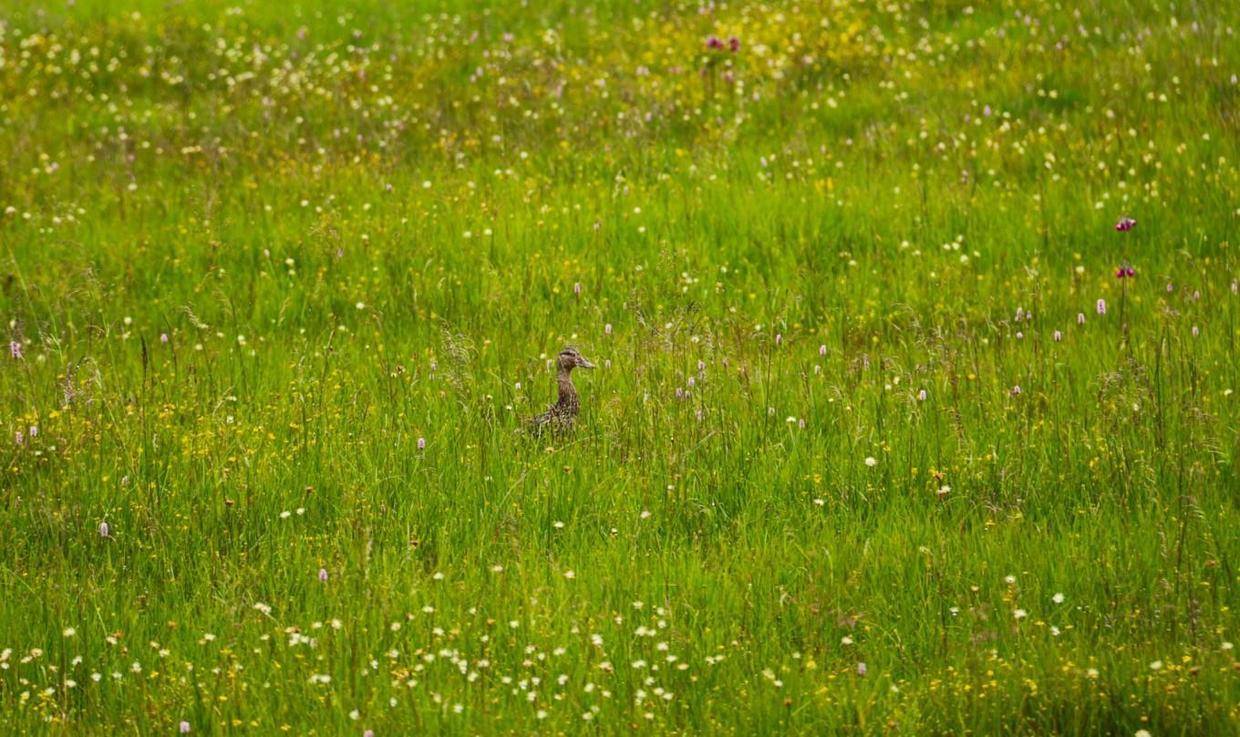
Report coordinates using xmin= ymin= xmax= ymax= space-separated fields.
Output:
xmin=529 ymin=346 xmax=595 ymax=433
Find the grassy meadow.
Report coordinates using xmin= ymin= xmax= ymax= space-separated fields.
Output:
xmin=1 ymin=0 xmax=1238 ymax=734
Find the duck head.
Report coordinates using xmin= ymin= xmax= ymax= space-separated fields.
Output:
xmin=557 ymin=346 xmax=596 ymax=372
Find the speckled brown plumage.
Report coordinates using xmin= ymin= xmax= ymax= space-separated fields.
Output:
xmin=529 ymin=347 xmax=595 ymax=433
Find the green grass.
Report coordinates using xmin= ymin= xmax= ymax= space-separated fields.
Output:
xmin=1 ymin=0 xmax=1237 ymax=734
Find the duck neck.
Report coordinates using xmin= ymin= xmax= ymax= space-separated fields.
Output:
xmin=556 ymin=367 xmax=578 ymax=408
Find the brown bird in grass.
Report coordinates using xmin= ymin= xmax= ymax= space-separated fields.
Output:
xmin=529 ymin=346 xmax=595 ymax=433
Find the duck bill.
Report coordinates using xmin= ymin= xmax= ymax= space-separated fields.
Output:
xmin=578 ymin=357 xmax=597 ymax=369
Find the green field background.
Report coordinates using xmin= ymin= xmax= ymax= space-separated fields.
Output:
xmin=0 ymin=0 xmax=1237 ymax=734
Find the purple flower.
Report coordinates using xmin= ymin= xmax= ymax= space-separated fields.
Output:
xmin=604 ymin=323 xmax=612 ymax=335
xmin=1114 ymin=216 xmax=1136 ymax=232
xmin=15 ymin=430 xmax=23 ymax=446
xmin=573 ymin=282 xmax=581 ymax=296
xmin=1010 ymin=385 xmax=1022 ymax=397
xmin=179 ymin=721 xmax=191 ymax=734
xmin=705 ymin=36 xmax=723 ymax=50
xmin=1053 ymin=330 xmax=1062 ymax=342
xmin=363 ymin=731 xmax=375 ymax=737
xmin=9 ymin=340 xmax=21 ymax=359
xmin=917 ymin=389 xmax=927 ymax=401
xmin=28 ymin=425 xmax=37 ymax=438
xmin=416 ymin=437 xmax=426 ymax=451
xmin=856 ymin=662 xmax=867 ymax=676
xmin=728 ymin=36 xmax=740 ymax=52
xmin=818 ymin=344 xmax=827 ymax=357
xmin=1115 ymin=265 xmax=1136 ymax=279
xmin=160 ymin=333 xmax=169 ymax=344
xmin=775 ymin=333 xmax=782 ymax=347
xmin=318 ymin=568 xmax=329 ymax=582
xmin=1096 ymin=299 xmax=1107 ymax=315
xmin=1077 ymin=312 xmax=1086 ymax=326
xmin=99 ymin=521 xmax=110 ymax=538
